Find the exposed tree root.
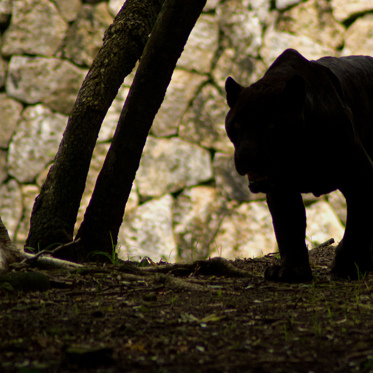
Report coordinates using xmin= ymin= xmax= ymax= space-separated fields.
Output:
xmin=141 ymin=257 xmax=255 ymax=278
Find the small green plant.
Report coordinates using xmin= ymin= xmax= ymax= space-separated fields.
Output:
xmin=313 ymin=314 xmax=322 ymax=336
xmin=362 ymin=357 xmax=373 ymax=370
xmin=327 ymin=307 xmax=333 ymax=320
xmin=354 ymin=262 xmax=368 ymax=281
xmin=90 ymin=232 xmax=121 ymax=264
xmin=25 ymin=245 xmax=36 ymax=253
xmin=96 ymin=279 xmax=102 ymax=299
xmin=170 ymin=295 xmax=178 ymax=308
xmin=25 ymin=241 xmax=62 ymax=253
xmin=283 ymin=323 xmax=288 ymax=341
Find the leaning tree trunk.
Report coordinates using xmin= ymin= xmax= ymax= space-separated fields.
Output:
xmin=74 ymin=0 xmax=207 ymax=260
xmin=25 ymin=0 xmax=165 ymax=252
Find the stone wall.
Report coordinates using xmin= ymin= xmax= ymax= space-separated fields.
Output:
xmin=0 ymin=0 xmax=371 ymax=261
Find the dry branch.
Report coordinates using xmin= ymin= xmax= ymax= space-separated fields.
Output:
xmin=9 ymin=240 xmax=84 ymax=271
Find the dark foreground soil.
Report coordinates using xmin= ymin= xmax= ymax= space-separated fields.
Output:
xmin=1 ymin=244 xmax=373 ymax=373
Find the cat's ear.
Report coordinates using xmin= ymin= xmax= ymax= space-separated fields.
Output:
xmin=225 ymin=77 xmax=244 ymax=108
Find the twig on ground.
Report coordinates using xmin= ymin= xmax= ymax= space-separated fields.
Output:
xmin=20 ymin=252 xmax=83 ymax=269
xmin=9 ymin=239 xmax=84 ymax=270
xmin=313 ymin=238 xmax=335 ymax=250
xmin=154 ymin=274 xmax=210 ymax=292
xmin=24 ymin=238 xmax=82 ymax=264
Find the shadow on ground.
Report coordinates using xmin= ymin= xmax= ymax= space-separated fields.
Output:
xmin=1 ymin=244 xmax=372 ymax=372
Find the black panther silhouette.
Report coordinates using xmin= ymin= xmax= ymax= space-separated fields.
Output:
xmin=225 ymin=49 xmax=373 ymax=282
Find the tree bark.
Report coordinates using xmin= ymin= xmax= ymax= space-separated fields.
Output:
xmin=75 ymin=0 xmax=207 ymax=260
xmin=25 ymin=0 xmax=165 ymax=252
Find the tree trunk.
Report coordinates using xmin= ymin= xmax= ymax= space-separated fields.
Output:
xmin=75 ymin=0 xmax=207 ymax=260
xmin=25 ymin=0 xmax=165 ymax=252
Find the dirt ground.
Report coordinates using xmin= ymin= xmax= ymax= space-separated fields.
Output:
xmin=1 ymin=244 xmax=373 ymax=373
